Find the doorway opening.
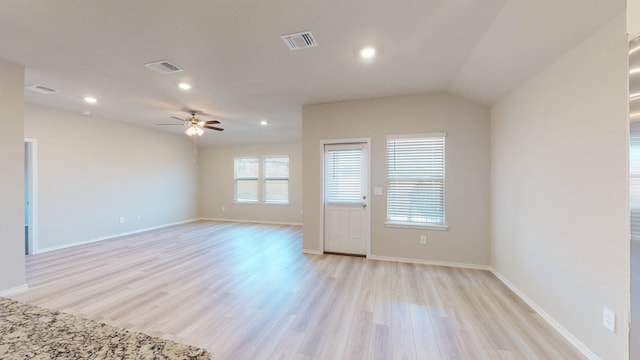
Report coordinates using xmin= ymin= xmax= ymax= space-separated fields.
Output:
xmin=24 ymin=139 xmax=37 ymax=255
xmin=321 ymin=139 xmax=371 ymax=256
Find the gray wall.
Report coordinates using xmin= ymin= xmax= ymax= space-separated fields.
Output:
xmin=199 ymin=143 xmax=303 ymax=224
xmin=302 ymin=93 xmax=491 ymax=266
xmin=491 ymin=16 xmax=628 ymax=359
xmin=24 ymin=104 xmax=199 ymax=251
xmin=0 ymin=58 xmax=26 ymax=291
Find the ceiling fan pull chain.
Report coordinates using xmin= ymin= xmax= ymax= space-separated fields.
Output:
xmin=192 ymin=135 xmax=198 ymax=162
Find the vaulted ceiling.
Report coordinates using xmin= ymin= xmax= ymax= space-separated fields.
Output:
xmin=0 ymin=0 xmax=624 ymax=146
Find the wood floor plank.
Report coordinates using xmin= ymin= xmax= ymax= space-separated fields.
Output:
xmin=9 ymin=221 xmax=586 ymax=360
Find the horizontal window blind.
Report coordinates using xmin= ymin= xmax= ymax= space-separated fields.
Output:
xmin=234 ymin=157 xmax=259 ymax=202
xmin=236 ymin=179 xmax=258 ymax=202
xmin=326 ymin=148 xmax=362 ymax=203
xmin=386 ymin=135 xmax=445 ymax=226
xmin=264 ymin=157 xmax=289 ymax=204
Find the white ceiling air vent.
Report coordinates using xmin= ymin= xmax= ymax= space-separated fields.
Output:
xmin=281 ymin=31 xmax=317 ymax=50
xmin=144 ymin=60 xmax=184 ymax=74
xmin=25 ymin=84 xmax=58 ymax=94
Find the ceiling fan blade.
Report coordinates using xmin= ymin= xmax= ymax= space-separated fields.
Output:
xmin=182 ymin=108 xmax=210 ymax=116
xmin=171 ymin=116 xmax=185 ymax=122
xmin=204 ymin=120 xmax=220 ymax=124
xmin=204 ymin=126 xmax=224 ymax=131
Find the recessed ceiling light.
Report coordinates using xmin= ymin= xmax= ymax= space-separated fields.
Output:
xmin=178 ymin=82 xmax=191 ymax=90
xmin=260 ymin=120 xmax=268 ymax=126
xmin=84 ymin=96 xmax=97 ymax=104
xmin=360 ymin=47 xmax=376 ymax=60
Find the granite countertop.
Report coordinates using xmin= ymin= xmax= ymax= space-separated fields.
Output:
xmin=0 ymin=297 xmax=211 ymax=360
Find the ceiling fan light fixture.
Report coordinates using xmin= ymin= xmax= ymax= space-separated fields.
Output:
xmin=185 ymin=125 xmax=205 ymax=137
xmin=178 ymin=82 xmax=191 ymax=90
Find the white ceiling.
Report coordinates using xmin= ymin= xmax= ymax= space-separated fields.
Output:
xmin=0 ymin=0 xmax=624 ymax=146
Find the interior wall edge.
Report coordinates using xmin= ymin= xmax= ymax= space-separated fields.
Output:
xmin=367 ymin=255 xmax=490 ymax=270
xmin=36 ymin=218 xmax=198 ymax=254
xmin=198 ymin=218 xmax=302 ymax=226
xmin=0 ymin=284 xmax=29 ymax=297
xmin=490 ymin=268 xmax=600 ymax=360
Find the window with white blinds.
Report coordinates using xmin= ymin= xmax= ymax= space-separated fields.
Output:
xmin=234 ymin=157 xmax=259 ymax=202
xmin=325 ymin=147 xmax=363 ymax=203
xmin=264 ymin=156 xmax=289 ymax=204
xmin=386 ymin=134 xmax=446 ymax=227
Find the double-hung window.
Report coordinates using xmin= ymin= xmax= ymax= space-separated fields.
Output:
xmin=234 ymin=156 xmax=290 ymax=204
xmin=263 ymin=156 xmax=290 ymax=204
xmin=234 ymin=157 xmax=259 ymax=202
xmin=386 ymin=134 xmax=446 ymax=227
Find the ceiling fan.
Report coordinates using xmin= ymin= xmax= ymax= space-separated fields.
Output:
xmin=158 ymin=110 xmax=223 ymax=136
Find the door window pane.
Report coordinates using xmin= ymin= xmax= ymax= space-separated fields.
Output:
xmin=326 ymin=148 xmax=362 ymax=203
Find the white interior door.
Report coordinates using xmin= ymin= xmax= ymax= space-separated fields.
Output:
xmin=323 ymin=143 xmax=369 ymax=255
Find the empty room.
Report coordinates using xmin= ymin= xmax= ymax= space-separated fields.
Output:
xmin=0 ymin=0 xmax=635 ymax=359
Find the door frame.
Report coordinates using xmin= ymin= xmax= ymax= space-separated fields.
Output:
xmin=24 ymin=138 xmax=38 ymax=255
xmin=318 ymin=138 xmax=371 ymax=257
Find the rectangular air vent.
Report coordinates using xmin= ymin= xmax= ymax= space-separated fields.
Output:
xmin=25 ymin=84 xmax=58 ymax=94
xmin=281 ymin=31 xmax=317 ymax=50
xmin=144 ymin=60 xmax=184 ymax=74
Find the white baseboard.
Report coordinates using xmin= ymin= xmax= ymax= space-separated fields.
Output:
xmin=199 ymin=218 xmax=302 ymax=226
xmin=367 ymin=254 xmax=490 ymax=270
xmin=302 ymin=249 xmax=323 ymax=255
xmin=37 ymin=219 xmax=199 ymax=254
xmin=0 ymin=284 xmax=29 ymax=296
xmin=489 ymin=268 xmax=600 ymax=360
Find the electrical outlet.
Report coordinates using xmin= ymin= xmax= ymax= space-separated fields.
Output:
xmin=119 ymin=216 xmax=125 ymax=224
xmin=221 ymin=206 xmax=225 ymax=212
xmin=602 ymin=307 xmax=615 ymax=332
xmin=137 ymin=214 xmax=142 ymax=221
xmin=420 ymin=235 xmax=427 ymax=245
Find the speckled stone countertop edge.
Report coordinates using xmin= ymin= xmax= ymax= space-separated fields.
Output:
xmin=0 ymin=296 xmax=212 ymax=360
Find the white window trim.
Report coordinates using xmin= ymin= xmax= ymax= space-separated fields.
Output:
xmin=263 ymin=155 xmax=290 ymax=205
xmin=233 ymin=155 xmax=291 ymax=205
xmin=234 ymin=156 xmax=260 ymax=203
xmin=385 ymin=132 xmax=447 ymax=229
xmin=384 ymin=222 xmax=449 ymax=231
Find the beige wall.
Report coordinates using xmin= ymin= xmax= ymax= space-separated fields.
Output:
xmin=24 ymin=105 xmax=199 ymax=251
xmin=491 ymin=17 xmax=628 ymax=359
xmin=0 ymin=59 xmax=26 ymax=291
xmin=302 ymin=93 xmax=491 ymax=265
xmin=199 ymin=143 xmax=303 ymax=224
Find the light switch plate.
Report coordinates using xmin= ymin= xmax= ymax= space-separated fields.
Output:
xmin=602 ymin=307 xmax=615 ymax=332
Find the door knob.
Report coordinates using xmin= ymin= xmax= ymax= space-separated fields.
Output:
xmin=362 ymin=203 xmax=367 ymax=208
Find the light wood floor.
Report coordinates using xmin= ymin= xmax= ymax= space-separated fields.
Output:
xmin=10 ymin=221 xmax=585 ymax=359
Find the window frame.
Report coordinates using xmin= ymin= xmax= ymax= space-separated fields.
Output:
xmin=262 ymin=156 xmax=290 ymax=205
xmin=233 ymin=157 xmax=260 ymax=203
xmin=385 ymin=133 xmax=448 ymax=230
